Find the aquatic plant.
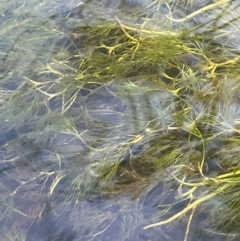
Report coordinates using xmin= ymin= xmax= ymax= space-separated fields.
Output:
xmin=1 ymin=0 xmax=240 ymax=240
xmin=1 ymin=226 xmax=26 ymax=241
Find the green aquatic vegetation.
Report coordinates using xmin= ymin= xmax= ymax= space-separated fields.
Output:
xmin=143 ymin=170 xmax=240 ymax=238
xmin=1 ymin=0 xmax=240 ymax=240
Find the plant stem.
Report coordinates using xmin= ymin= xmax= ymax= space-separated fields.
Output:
xmin=166 ymin=0 xmax=230 ymax=23
xmin=143 ymin=183 xmax=229 ymax=229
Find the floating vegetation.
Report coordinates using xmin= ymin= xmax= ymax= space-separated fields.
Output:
xmin=1 ymin=0 xmax=240 ymax=240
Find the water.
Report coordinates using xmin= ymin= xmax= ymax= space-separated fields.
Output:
xmin=1 ymin=0 xmax=240 ymax=240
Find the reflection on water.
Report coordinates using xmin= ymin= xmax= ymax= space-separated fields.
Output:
xmin=1 ymin=0 xmax=240 ymax=241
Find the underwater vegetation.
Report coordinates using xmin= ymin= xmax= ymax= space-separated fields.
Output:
xmin=1 ymin=0 xmax=240 ymax=240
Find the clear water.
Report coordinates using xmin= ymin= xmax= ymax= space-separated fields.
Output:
xmin=1 ymin=1 xmax=240 ymax=241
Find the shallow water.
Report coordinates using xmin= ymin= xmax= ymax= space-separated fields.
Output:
xmin=1 ymin=0 xmax=240 ymax=241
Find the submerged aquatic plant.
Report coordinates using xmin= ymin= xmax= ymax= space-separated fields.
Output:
xmin=1 ymin=0 xmax=240 ymax=240
xmin=1 ymin=226 xmax=26 ymax=241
